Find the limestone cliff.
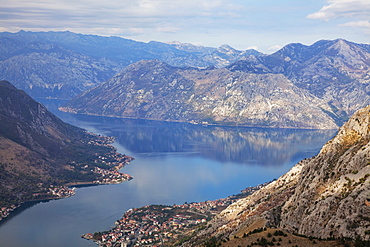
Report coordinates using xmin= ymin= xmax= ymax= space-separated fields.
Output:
xmin=184 ymin=105 xmax=370 ymax=245
xmin=63 ymin=60 xmax=338 ymax=129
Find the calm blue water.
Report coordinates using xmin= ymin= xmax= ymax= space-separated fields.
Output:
xmin=0 ymin=99 xmax=336 ymax=247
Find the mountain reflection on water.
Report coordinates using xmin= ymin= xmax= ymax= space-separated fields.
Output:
xmin=62 ymin=113 xmax=336 ymax=167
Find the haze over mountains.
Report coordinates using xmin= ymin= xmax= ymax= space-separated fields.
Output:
xmin=1 ymin=31 xmax=369 ymax=129
xmin=0 ymin=31 xmax=259 ymax=99
xmin=63 ymin=60 xmax=339 ymax=129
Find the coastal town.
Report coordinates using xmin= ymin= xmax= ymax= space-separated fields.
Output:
xmin=0 ymin=133 xmax=134 ymax=222
xmin=82 ymin=181 xmax=272 ymax=247
xmin=92 ymin=167 xmax=132 ymax=185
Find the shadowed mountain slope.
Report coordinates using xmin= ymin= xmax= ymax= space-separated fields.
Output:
xmin=0 ymin=81 xmax=128 ymax=208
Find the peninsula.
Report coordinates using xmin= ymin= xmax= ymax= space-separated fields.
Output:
xmin=0 ymin=81 xmax=135 ymax=221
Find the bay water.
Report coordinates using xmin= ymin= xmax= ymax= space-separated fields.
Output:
xmin=0 ymin=99 xmax=336 ymax=247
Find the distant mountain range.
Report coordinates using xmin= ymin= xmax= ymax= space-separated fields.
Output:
xmin=1 ymin=31 xmax=369 ymax=129
xmin=0 ymin=30 xmax=259 ymax=99
xmin=63 ymin=38 xmax=370 ymax=129
xmin=228 ymin=39 xmax=370 ymax=121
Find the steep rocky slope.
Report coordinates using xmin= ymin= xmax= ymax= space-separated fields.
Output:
xmin=183 ymin=105 xmax=370 ymax=245
xmin=0 ymin=31 xmax=255 ymax=98
xmin=63 ymin=60 xmax=338 ymax=129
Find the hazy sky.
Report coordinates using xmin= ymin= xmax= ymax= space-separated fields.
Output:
xmin=1 ymin=0 xmax=369 ymax=53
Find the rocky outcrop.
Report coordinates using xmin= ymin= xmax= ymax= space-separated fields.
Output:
xmin=63 ymin=60 xmax=339 ymax=129
xmin=281 ymin=105 xmax=370 ymax=240
xmin=184 ymin=105 xmax=370 ymax=244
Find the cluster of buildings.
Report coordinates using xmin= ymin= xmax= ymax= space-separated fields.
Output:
xmin=87 ymin=132 xmax=134 ymax=171
xmin=82 ymin=181 xmax=274 ymax=247
xmin=0 ymin=186 xmax=76 ymax=221
xmin=84 ymin=197 xmax=241 ymax=247
xmin=48 ymin=185 xmax=76 ymax=198
xmin=92 ymin=167 xmax=132 ymax=184
xmin=85 ymin=133 xmax=135 ymax=185
xmin=0 ymin=205 xmax=17 ymax=221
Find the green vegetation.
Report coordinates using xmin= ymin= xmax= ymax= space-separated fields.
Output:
xmin=203 ymin=236 xmax=221 ymax=247
xmin=354 ymin=239 xmax=370 ymax=247
xmin=273 ymin=230 xmax=287 ymax=237
xmin=247 ymin=227 xmax=267 ymax=236
xmin=0 ymin=80 xmax=133 ymax=210
xmin=0 ymin=130 xmax=127 ymax=209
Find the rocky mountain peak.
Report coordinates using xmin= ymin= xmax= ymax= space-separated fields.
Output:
xmin=113 ymin=59 xmax=177 ymax=86
xmin=320 ymin=105 xmax=370 ymax=157
xmin=218 ymin=44 xmax=238 ymax=54
xmin=324 ymin=38 xmax=369 ymax=61
xmin=329 ymin=38 xmax=353 ymax=52
xmin=271 ymin=42 xmax=309 ymax=62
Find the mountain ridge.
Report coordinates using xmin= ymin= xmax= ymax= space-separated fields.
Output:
xmin=60 ymin=37 xmax=370 ymax=129
xmin=0 ymin=30 xmax=257 ymax=98
xmin=62 ymin=59 xmax=339 ymax=129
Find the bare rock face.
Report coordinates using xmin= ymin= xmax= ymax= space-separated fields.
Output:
xmin=62 ymin=39 xmax=370 ymax=129
xmin=184 ymin=105 xmax=370 ymax=244
xmin=229 ymin=39 xmax=370 ymax=122
xmin=281 ymin=105 xmax=370 ymax=240
xmin=63 ymin=60 xmax=338 ymax=129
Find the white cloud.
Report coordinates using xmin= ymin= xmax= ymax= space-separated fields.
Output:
xmin=1 ymin=0 xmax=369 ymax=52
xmin=340 ymin=20 xmax=370 ymax=28
xmin=155 ymin=26 xmax=181 ymax=33
xmin=307 ymin=0 xmax=370 ymax=21
xmin=246 ymin=46 xmax=258 ymax=50
xmin=0 ymin=0 xmax=244 ymax=38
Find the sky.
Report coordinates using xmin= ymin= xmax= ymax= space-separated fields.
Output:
xmin=0 ymin=0 xmax=369 ymax=53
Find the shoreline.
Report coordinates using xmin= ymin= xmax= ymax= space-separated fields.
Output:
xmin=0 ymin=141 xmax=135 ymax=223
xmin=0 ymin=171 xmax=133 ymax=222
xmin=82 ymin=181 xmax=274 ymax=246
xmin=59 ymin=107 xmax=334 ymax=130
